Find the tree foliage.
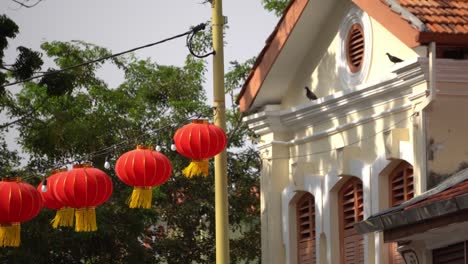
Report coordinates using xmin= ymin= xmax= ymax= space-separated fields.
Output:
xmin=0 ymin=16 xmax=260 ymax=264
xmin=260 ymin=0 xmax=289 ymax=16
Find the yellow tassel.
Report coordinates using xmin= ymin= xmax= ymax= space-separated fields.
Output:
xmin=129 ymin=187 xmax=152 ymax=209
xmin=75 ymin=207 xmax=97 ymax=232
xmin=0 ymin=223 xmax=21 ymax=247
xmin=182 ymin=159 xmax=209 ymax=178
xmin=51 ymin=207 xmax=75 ymax=228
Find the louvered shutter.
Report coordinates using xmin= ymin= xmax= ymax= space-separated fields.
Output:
xmin=297 ymin=193 xmax=316 ymax=264
xmin=339 ymin=178 xmax=364 ymax=264
xmin=346 ymin=23 xmax=365 ymax=73
xmin=390 ymin=164 xmax=414 ymax=207
xmin=389 ymin=162 xmax=414 ymax=263
xmin=433 ymin=241 xmax=466 ymax=264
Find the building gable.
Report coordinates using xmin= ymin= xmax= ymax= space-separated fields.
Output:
xmin=238 ymin=0 xmax=468 ymax=113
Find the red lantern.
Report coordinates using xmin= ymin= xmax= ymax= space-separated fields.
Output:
xmin=115 ymin=145 xmax=172 ymax=209
xmin=173 ymin=119 xmax=227 ymax=177
xmin=0 ymin=177 xmax=42 ymax=247
xmin=53 ymin=164 xmax=113 ymax=232
xmin=37 ymin=169 xmax=74 ymax=229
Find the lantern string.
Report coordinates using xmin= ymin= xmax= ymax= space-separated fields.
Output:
xmin=19 ymin=113 xmax=211 ymax=181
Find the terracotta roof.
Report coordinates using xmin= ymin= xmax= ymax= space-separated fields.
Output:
xmin=355 ymin=168 xmax=468 ymax=234
xmin=397 ymin=0 xmax=468 ymax=34
xmin=405 ymin=177 xmax=468 ymax=210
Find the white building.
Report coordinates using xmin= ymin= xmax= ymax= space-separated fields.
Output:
xmin=237 ymin=0 xmax=468 ymax=263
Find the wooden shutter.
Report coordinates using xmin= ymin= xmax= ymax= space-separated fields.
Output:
xmin=433 ymin=241 xmax=466 ymax=264
xmin=390 ymin=163 xmax=414 ymax=207
xmin=389 ymin=162 xmax=414 ymax=263
xmin=297 ymin=193 xmax=316 ymax=264
xmin=339 ymin=178 xmax=364 ymax=264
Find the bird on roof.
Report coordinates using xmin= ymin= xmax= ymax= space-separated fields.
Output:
xmin=304 ymin=86 xmax=318 ymax=100
xmin=386 ymin=52 xmax=403 ymax=63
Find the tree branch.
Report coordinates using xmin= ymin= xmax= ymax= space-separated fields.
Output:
xmin=0 ymin=98 xmax=48 ymax=130
xmin=11 ymin=0 xmax=43 ymax=8
xmin=0 ymin=65 xmax=14 ymax=72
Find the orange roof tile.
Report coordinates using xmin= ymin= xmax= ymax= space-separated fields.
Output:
xmin=397 ymin=0 xmax=468 ymax=34
xmin=405 ymin=179 xmax=468 ymax=210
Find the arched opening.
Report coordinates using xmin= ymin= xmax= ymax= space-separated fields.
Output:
xmin=388 ymin=161 xmax=414 ymax=264
xmin=339 ymin=177 xmax=364 ymax=264
xmin=297 ymin=192 xmax=316 ymax=264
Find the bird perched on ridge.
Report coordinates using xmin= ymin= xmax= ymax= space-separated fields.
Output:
xmin=386 ymin=52 xmax=403 ymax=63
xmin=304 ymin=86 xmax=318 ymax=100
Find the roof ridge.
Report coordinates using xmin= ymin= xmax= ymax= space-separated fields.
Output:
xmin=382 ymin=0 xmax=430 ymax=32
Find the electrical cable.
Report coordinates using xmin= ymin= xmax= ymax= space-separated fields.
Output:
xmin=0 ymin=22 xmax=208 ymax=89
xmin=186 ymin=23 xmax=216 ymax=58
xmin=0 ymin=22 xmax=210 ymax=130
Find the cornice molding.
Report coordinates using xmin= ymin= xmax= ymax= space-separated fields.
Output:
xmin=257 ymin=103 xmax=412 ymax=148
xmin=244 ymin=59 xmax=427 ymax=136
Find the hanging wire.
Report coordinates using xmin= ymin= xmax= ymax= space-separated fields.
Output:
xmin=0 ymin=21 xmax=212 ymax=131
xmin=18 ymin=113 xmax=209 ymax=182
xmin=186 ymin=23 xmax=215 ymax=58
xmin=0 ymin=22 xmax=209 ymax=90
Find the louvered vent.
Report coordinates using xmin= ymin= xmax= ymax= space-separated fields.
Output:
xmin=339 ymin=178 xmax=364 ymax=264
xmin=346 ymin=24 xmax=365 ymax=73
xmin=341 ymin=179 xmax=364 ymax=230
xmin=433 ymin=242 xmax=466 ymax=264
xmin=390 ymin=164 xmax=414 ymax=207
xmin=297 ymin=193 xmax=316 ymax=264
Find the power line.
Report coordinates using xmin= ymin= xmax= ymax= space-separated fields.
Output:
xmin=0 ymin=22 xmax=210 ymax=130
xmin=0 ymin=23 xmax=208 ymax=89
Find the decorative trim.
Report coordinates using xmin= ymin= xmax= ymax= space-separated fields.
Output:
xmin=244 ymin=59 xmax=426 ymax=136
xmin=282 ymin=174 xmax=324 ymax=264
xmin=256 ymin=103 xmax=412 ymax=150
xmin=338 ymin=7 xmax=373 ymax=88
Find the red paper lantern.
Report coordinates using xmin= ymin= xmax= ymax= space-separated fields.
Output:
xmin=173 ymin=119 xmax=227 ymax=177
xmin=37 ymin=169 xmax=74 ymax=229
xmin=0 ymin=177 xmax=42 ymax=247
xmin=115 ymin=145 xmax=172 ymax=209
xmin=53 ymin=164 xmax=113 ymax=232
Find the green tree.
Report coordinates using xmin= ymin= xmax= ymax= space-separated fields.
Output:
xmin=0 ymin=24 xmax=260 ymax=264
xmin=0 ymin=14 xmax=43 ymax=176
xmin=260 ymin=0 xmax=289 ymax=16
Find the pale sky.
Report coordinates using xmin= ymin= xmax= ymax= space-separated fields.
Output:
xmin=1 ymin=0 xmax=278 ymax=161
xmin=1 ymin=0 xmax=277 ymax=90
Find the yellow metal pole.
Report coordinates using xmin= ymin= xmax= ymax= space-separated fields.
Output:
xmin=211 ymin=0 xmax=229 ymax=263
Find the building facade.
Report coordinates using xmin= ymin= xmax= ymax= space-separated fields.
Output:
xmin=237 ymin=0 xmax=468 ymax=263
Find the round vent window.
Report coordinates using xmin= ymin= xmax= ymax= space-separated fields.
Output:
xmin=338 ymin=7 xmax=372 ymax=87
xmin=346 ymin=23 xmax=364 ymax=73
